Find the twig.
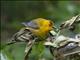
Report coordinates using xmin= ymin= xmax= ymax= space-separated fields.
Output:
xmin=24 ymin=38 xmax=37 ymax=60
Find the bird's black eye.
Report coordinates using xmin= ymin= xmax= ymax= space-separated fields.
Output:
xmin=49 ymin=21 xmax=53 ymax=26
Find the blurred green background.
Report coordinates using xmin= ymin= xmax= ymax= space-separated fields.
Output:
xmin=1 ymin=1 xmax=80 ymax=60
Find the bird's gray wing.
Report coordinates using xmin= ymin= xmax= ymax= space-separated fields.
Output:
xmin=22 ymin=21 xmax=39 ymax=29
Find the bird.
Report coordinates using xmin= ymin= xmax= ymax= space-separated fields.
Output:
xmin=21 ymin=18 xmax=54 ymax=41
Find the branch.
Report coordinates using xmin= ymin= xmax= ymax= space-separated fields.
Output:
xmin=44 ymin=15 xmax=80 ymax=60
xmin=60 ymin=14 xmax=80 ymax=30
xmin=24 ymin=39 xmax=36 ymax=60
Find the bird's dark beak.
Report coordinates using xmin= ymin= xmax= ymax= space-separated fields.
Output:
xmin=52 ymin=26 xmax=57 ymax=29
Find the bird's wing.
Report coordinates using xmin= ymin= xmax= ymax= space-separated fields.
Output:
xmin=22 ymin=21 xmax=39 ymax=29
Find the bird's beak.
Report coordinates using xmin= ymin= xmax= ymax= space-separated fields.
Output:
xmin=52 ymin=26 xmax=57 ymax=29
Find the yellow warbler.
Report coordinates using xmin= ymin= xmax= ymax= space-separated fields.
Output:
xmin=22 ymin=18 xmax=54 ymax=39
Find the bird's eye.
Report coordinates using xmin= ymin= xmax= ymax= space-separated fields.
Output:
xmin=49 ymin=23 xmax=52 ymax=26
xmin=49 ymin=21 xmax=53 ymax=26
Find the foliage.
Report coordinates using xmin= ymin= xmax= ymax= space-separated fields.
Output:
xmin=1 ymin=1 xmax=80 ymax=60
